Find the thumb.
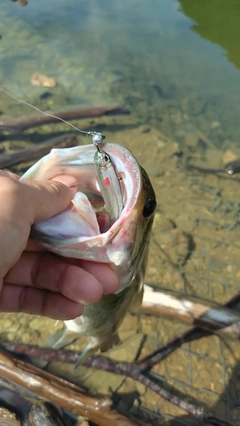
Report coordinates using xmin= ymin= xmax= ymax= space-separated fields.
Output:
xmin=21 ymin=175 xmax=78 ymax=224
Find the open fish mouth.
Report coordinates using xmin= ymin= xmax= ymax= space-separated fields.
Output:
xmin=23 ymin=143 xmax=141 ymax=245
xmin=21 ymin=143 xmax=154 ymax=294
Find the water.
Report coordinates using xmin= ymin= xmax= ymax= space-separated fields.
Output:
xmin=1 ymin=1 xmax=240 ymax=425
xmin=2 ymin=0 xmax=240 ymax=145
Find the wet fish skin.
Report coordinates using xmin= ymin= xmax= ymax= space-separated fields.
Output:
xmin=21 ymin=143 xmax=156 ymax=360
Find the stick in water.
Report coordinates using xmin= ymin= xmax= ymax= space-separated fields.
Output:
xmin=0 ymin=134 xmax=78 ymax=169
xmin=0 ymin=87 xmax=130 ymax=133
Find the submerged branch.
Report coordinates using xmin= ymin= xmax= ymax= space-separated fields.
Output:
xmin=140 ymin=286 xmax=240 ymax=338
xmin=0 ymin=379 xmax=72 ymax=426
xmin=0 ymin=349 xmax=139 ymax=426
xmin=0 ymin=407 xmax=19 ymax=426
xmin=1 ymin=343 xmax=233 ymax=426
xmin=2 ymin=291 xmax=240 ymax=425
xmin=0 ymin=134 xmax=78 ymax=169
xmin=137 ymin=290 xmax=240 ymax=370
xmin=1 ymin=106 xmax=130 ymax=132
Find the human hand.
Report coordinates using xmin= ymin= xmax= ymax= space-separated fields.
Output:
xmin=0 ymin=170 xmax=118 ymax=319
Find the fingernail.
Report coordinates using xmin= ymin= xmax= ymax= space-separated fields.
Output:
xmin=52 ymin=175 xmax=78 ymax=189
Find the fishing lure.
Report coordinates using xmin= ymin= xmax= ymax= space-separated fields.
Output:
xmin=91 ymin=129 xmax=124 ymax=225
xmin=94 ymin=149 xmax=124 ymax=226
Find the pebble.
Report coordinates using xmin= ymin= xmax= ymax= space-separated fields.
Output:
xmin=153 ymin=212 xmax=175 ymax=233
xmin=210 ymin=121 xmax=221 ymax=129
xmin=184 ymin=132 xmax=200 ymax=149
xmin=175 ymin=213 xmax=196 ymax=232
xmin=31 ymin=72 xmax=57 ymax=87
xmin=222 ymin=149 xmax=238 ymax=165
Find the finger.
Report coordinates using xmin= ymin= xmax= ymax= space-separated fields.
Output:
xmin=0 ymin=170 xmax=20 ymax=180
xmin=0 ymin=175 xmax=77 ymax=227
xmin=0 ymin=284 xmax=84 ymax=320
xmin=4 ymin=252 xmax=108 ymax=304
xmin=76 ymin=260 xmax=119 ymax=294
xmin=24 ymin=247 xmax=119 ymax=294
xmin=19 ymin=177 xmax=78 ymax=223
xmin=0 ymin=175 xmax=78 ymax=277
xmin=25 ymin=240 xmax=47 ymax=251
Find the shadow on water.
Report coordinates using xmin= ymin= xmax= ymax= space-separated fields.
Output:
xmin=167 ymin=364 xmax=240 ymax=426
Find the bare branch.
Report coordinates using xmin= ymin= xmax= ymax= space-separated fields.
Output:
xmin=0 ymin=134 xmax=78 ymax=169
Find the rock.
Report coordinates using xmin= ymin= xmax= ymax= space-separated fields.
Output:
xmin=175 ymin=213 xmax=196 ymax=233
xmin=31 ymin=73 xmax=57 ymax=88
xmin=153 ymin=212 xmax=175 ymax=233
xmin=210 ymin=121 xmax=221 ymax=129
xmin=184 ymin=132 xmax=200 ymax=150
xmin=222 ymin=150 xmax=238 ymax=165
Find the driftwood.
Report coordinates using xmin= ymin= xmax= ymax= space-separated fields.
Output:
xmin=2 ymin=344 xmax=232 ymax=426
xmin=0 ymin=379 xmax=71 ymax=426
xmin=4 ymin=290 xmax=240 ymax=426
xmin=141 ymin=285 xmax=240 ymax=338
xmin=0 ymin=407 xmax=19 ymax=426
xmin=0 ymin=134 xmax=78 ymax=169
xmin=1 ymin=106 xmax=130 ymax=133
xmin=135 ymin=290 xmax=240 ymax=370
xmin=187 ymin=158 xmax=240 ymax=176
xmin=0 ymin=349 xmax=142 ymax=426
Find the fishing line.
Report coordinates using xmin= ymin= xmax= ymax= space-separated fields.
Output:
xmin=0 ymin=87 xmax=105 ymax=143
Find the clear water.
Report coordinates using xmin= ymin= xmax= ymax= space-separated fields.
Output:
xmin=2 ymin=0 xmax=240 ymax=146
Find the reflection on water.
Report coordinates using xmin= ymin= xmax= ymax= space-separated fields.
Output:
xmin=179 ymin=0 xmax=240 ymax=70
xmin=1 ymin=1 xmax=240 ymax=425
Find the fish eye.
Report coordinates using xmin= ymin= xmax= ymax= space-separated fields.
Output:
xmin=143 ymin=197 xmax=156 ymax=217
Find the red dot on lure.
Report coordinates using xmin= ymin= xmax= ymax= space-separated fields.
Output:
xmin=104 ymin=177 xmax=111 ymax=187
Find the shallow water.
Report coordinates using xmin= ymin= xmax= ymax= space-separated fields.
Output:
xmin=1 ymin=1 xmax=240 ymax=425
xmin=1 ymin=0 xmax=240 ymax=145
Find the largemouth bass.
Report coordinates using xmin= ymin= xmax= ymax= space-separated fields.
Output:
xmin=21 ymin=142 xmax=156 ymax=360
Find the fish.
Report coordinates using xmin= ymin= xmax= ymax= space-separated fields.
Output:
xmin=21 ymin=142 xmax=156 ymax=361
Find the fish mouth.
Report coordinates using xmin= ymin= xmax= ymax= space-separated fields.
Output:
xmin=84 ymin=190 xmax=109 ymax=233
xmin=78 ymin=144 xmax=143 ymax=235
xmin=92 ymin=143 xmax=142 ymax=230
xmin=81 ymin=187 xmax=112 ymax=234
xmin=29 ymin=144 xmax=142 ymax=243
xmin=77 ymin=159 xmax=127 ymax=234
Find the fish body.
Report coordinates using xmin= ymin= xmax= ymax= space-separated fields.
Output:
xmin=21 ymin=143 xmax=156 ymax=359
